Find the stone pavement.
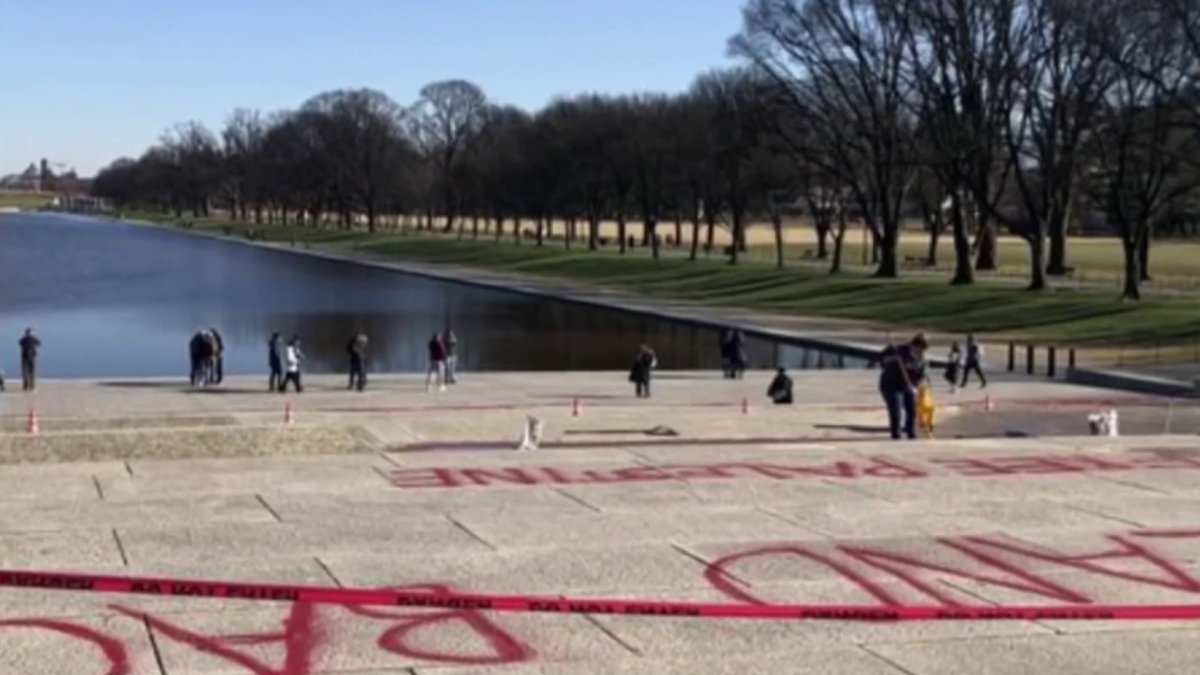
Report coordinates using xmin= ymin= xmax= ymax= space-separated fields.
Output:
xmin=1 ymin=371 xmax=1200 ymax=674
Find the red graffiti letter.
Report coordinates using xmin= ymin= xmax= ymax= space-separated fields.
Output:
xmin=345 ymin=584 xmax=533 ymax=666
xmin=110 ymin=602 xmax=320 ymax=675
xmin=0 ymin=619 xmax=129 ymax=675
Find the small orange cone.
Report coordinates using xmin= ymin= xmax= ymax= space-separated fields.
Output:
xmin=284 ymin=399 xmax=295 ymax=427
xmin=572 ymin=398 xmax=581 ymax=417
xmin=984 ymin=395 xmax=995 ymax=412
xmin=741 ymin=397 xmax=750 ymax=415
xmin=27 ymin=407 xmax=39 ymax=435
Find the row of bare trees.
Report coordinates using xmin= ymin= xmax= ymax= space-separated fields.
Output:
xmin=93 ymin=0 xmax=1200 ymax=300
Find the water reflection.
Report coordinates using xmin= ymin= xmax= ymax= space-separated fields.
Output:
xmin=0 ymin=213 xmax=866 ymax=378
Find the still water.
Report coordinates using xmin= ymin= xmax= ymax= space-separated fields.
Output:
xmin=0 ymin=213 xmax=862 ymax=379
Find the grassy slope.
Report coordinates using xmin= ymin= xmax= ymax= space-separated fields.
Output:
xmin=142 ymin=214 xmax=1200 ymax=351
xmin=0 ymin=192 xmax=52 ymax=210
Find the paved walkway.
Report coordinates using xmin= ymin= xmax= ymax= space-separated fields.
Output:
xmin=2 ymin=371 xmax=1199 ymax=673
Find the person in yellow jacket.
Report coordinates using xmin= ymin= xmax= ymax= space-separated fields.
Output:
xmin=917 ymin=382 xmax=936 ymax=437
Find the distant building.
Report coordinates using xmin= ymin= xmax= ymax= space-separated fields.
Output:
xmin=0 ymin=158 xmax=91 ymax=194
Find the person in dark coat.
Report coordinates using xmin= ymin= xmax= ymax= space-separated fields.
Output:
xmin=268 ymin=332 xmax=283 ymax=392
xmin=628 ymin=344 xmax=658 ymax=398
xmin=347 ymin=330 xmax=368 ymax=391
xmin=426 ymin=332 xmax=447 ymax=393
xmin=18 ymin=328 xmax=40 ymax=391
xmin=767 ymin=367 xmax=794 ymax=404
xmin=719 ymin=329 xmax=734 ymax=378
xmin=730 ymin=329 xmax=747 ymax=379
xmin=208 ymin=327 xmax=225 ymax=384
xmin=878 ymin=333 xmax=929 ymax=440
xmin=188 ymin=331 xmax=211 ymax=387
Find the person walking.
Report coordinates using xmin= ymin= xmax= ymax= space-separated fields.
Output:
xmin=18 ymin=328 xmax=40 ymax=392
xmin=188 ymin=331 xmax=206 ymax=387
xmin=443 ymin=329 xmax=459 ymax=385
xmin=280 ymin=335 xmax=304 ymax=393
xmin=347 ymin=330 xmax=368 ymax=392
xmin=267 ymin=332 xmax=283 ymax=392
xmin=945 ymin=341 xmax=962 ymax=394
xmin=960 ymin=334 xmax=988 ymax=389
xmin=719 ymin=329 xmax=734 ymax=378
xmin=426 ymin=332 xmax=447 ymax=393
xmin=628 ymin=344 xmax=657 ymax=398
xmin=730 ymin=330 xmax=747 ymax=379
xmin=878 ymin=333 xmax=929 ymax=440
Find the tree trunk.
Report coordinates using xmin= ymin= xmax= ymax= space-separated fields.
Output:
xmin=689 ymin=211 xmax=701 ymax=261
xmin=974 ymin=223 xmax=997 ymax=270
xmin=950 ymin=204 xmax=973 ymax=285
xmin=1121 ymin=235 xmax=1141 ymax=300
xmin=535 ymin=215 xmax=544 ymax=246
xmin=1027 ymin=236 xmax=1046 ymax=291
xmin=1046 ymin=212 xmax=1068 ymax=276
xmin=729 ymin=208 xmax=743 ymax=265
xmin=830 ymin=211 xmax=849 ymax=274
xmin=925 ymin=207 xmax=942 ymax=267
xmin=588 ymin=212 xmax=599 ymax=250
xmin=873 ymin=224 xmax=898 ymax=278
xmin=494 ymin=214 xmax=505 ymax=243
xmin=366 ymin=204 xmax=376 ymax=234
xmin=472 ymin=213 xmax=479 ymax=240
xmin=673 ymin=211 xmax=683 ymax=247
xmin=704 ymin=209 xmax=716 ymax=256
xmin=772 ymin=211 xmax=785 ymax=269
xmin=617 ymin=214 xmax=627 ymax=254
xmin=648 ymin=217 xmax=660 ymax=260
xmin=815 ymin=217 xmax=830 ymax=259
xmin=513 ymin=216 xmax=522 ymax=245
xmin=1138 ymin=222 xmax=1152 ymax=281
xmin=565 ymin=216 xmax=574 ymax=250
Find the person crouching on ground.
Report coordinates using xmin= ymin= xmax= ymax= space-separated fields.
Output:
xmin=347 ymin=329 xmax=368 ymax=391
xmin=629 ymin=344 xmax=657 ymax=398
xmin=767 ymin=367 xmax=793 ymax=404
xmin=426 ymin=332 xmax=447 ymax=393
xmin=878 ymin=333 xmax=929 ymax=440
xmin=280 ymin=335 xmax=304 ymax=393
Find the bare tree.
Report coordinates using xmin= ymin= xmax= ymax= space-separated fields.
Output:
xmin=407 ymin=80 xmax=488 ymax=233
xmin=904 ymin=0 xmax=1028 ymax=282
xmin=734 ymin=0 xmax=918 ymax=277
xmin=1084 ymin=0 xmax=1200 ymax=300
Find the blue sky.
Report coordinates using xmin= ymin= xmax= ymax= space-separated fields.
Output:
xmin=0 ymin=0 xmax=745 ymax=176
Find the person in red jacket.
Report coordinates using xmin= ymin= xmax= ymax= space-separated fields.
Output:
xmin=425 ymin=332 xmax=447 ymax=393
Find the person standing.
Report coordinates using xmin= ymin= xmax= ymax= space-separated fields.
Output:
xmin=18 ymin=328 xmax=40 ymax=392
xmin=628 ymin=344 xmax=657 ymax=398
xmin=443 ymin=329 xmax=459 ymax=385
xmin=719 ymin=329 xmax=734 ymax=378
xmin=347 ymin=330 xmax=369 ymax=392
xmin=280 ymin=335 xmax=304 ymax=393
xmin=960 ymin=334 xmax=988 ymax=389
xmin=730 ymin=329 xmax=747 ymax=379
xmin=878 ymin=333 xmax=929 ymax=440
xmin=426 ymin=332 xmax=447 ymax=393
xmin=267 ymin=332 xmax=283 ymax=392
xmin=188 ymin=331 xmax=207 ymax=387
xmin=209 ymin=327 xmax=225 ymax=384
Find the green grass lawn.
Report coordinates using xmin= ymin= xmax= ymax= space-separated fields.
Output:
xmin=0 ymin=191 xmax=53 ymax=210
xmin=741 ymin=232 xmax=1200 ymax=291
xmin=143 ymin=213 xmax=1200 ymax=353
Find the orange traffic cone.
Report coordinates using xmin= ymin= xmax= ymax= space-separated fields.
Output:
xmin=27 ymin=407 xmax=39 ymax=435
xmin=284 ymin=399 xmax=295 ymax=427
xmin=572 ymin=398 xmax=581 ymax=417
xmin=741 ymin=397 xmax=750 ymax=415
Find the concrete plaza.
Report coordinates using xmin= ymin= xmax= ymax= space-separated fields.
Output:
xmin=1 ymin=369 xmax=1199 ymax=674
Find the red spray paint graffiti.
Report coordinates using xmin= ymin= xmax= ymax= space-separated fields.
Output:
xmin=705 ymin=527 xmax=1200 ymax=607
xmin=388 ymin=449 xmax=1200 ymax=490
xmin=1 ymin=583 xmax=533 ymax=675
xmin=0 ymin=619 xmax=130 ymax=675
